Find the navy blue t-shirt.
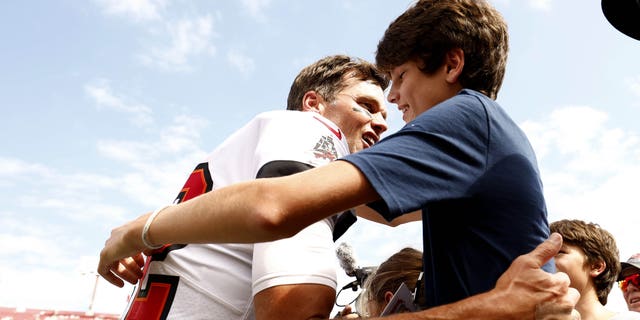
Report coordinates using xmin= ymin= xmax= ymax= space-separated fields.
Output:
xmin=341 ymin=89 xmax=552 ymax=308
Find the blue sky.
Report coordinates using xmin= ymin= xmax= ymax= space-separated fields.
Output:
xmin=1 ymin=0 xmax=639 ymax=314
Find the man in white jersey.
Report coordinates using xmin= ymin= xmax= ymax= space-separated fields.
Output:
xmin=113 ymin=55 xmax=389 ymax=319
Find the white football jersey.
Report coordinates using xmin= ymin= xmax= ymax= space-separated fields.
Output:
xmin=121 ymin=110 xmax=352 ymax=320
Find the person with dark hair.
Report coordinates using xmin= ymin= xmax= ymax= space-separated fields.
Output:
xmin=551 ymin=219 xmax=640 ymax=319
xmin=619 ymin=254 xmax=640 ymax=312
xmin=98 ymin=1 xmax=580 ymax=318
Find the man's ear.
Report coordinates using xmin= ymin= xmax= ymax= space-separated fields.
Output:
xmin=444 ymin=47 xmax=464 ymax=84
xmin=301 ymin=91 xmax=322 ymax=113
xmin=590 ymin=260 xmax=607 ymax=278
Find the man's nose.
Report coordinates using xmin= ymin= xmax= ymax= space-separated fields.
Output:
xmin=371 ymin=113 xmax=388 ymax=136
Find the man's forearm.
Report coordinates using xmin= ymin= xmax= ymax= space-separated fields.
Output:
xmin=365 ymin=290 xmax=514 ymax=320
xmin=363 ymin=233 xmax=579 ymax=320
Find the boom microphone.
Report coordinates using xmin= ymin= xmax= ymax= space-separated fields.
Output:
xmin=335 ymin=242 xmax=376 ymax=291
xmin=336 ymin=242 xmax=358 ymax=277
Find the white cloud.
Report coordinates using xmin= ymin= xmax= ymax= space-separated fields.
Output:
xmin=227 ymin=49 xmax=256 ymax=76
xmin=160 ymin=114 xmax=209 ymax=153
xmin=528 ymin=0 xmax=552 ymax=11
xmin=96 ymin=114 xmax=209 ymax=206
xmin=85 ymin=81 xmax=154 ymax=126
xmin=546 ymin=106 xmax=607 ymax=155
xmin=97 ymin=114 xmax=207 ymax=163
xmin=0 ymin=157 xmax=51 ymax=178
xmin=0 ymin=158 xmax=130 ymax=224
xmin=94 ymin=1 xmax=217 ymax=71
xmin=140 ymin=15 xmax=217 ymax=72
xmin=0 ymin=234 xmax=64 ymax=258
xmin=95 ymin=0 xmax=166 ymax=22
xmin=0 ymin=115 xmax=209 ymax=223
xmin=241 ymin=0 xmax=271 ymax=21
xmin=521 ymin=105 xmax=640 ymax=261
xmin=522 ymin=106 xmax=639 ymax=177
xmin=97 ymin=140 xmax=157 ymax=163
xmin=0 ymin=114 xmax=210 ymax=248
xmin=0 ymin=112 xmax=211 ymax=312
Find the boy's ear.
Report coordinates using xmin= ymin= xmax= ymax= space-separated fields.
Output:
xmin=384 ymin=291 xmax=394 ymax=303
xmin=590 ymin=260 xmax=607 ymax=277
xmin=301 ymin=91 xmax=322 ymax=113
xmin=444 ymin=47 xmax=465 ymax=83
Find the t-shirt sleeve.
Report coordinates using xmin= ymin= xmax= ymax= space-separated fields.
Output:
xmin=341 ymin=95 xmax=489 ymax=221
xmin=249 ymin=112 xmax=346 ymax=294
xmin=250 ymin=160 xmax=342 ymax=295
xmin=252 ymin=219 xmax=337 ymax=295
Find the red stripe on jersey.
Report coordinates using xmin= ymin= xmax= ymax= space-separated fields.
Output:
xmin=127 ymin=282 xmax=171 ymax=319
xmin=313 ymin=115 xmax=342 ymax=140
xmin=125 ymin=274 xmax=179 ymax=320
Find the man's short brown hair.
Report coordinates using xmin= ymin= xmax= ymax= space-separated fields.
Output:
xmin=287 ymin=55 xmax=389 ymax=111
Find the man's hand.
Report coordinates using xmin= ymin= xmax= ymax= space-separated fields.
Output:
xmin=332 ymin=234 xmax=579 ymax=320
xmin=97 ymin=213 xmax=150 ymax=287
xmin=493 ymin=232 xmax=580 ymax=319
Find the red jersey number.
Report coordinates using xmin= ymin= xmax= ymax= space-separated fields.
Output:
xmin=175 ymin=162 xmax=213 ymax=204
xmin=123 ymin=275 xmax=179 ymax=320
xmin=125 ymin=163 xmax=213 ymax=319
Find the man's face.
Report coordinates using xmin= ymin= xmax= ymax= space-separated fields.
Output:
xmin=320 ymin=79 xmax=387 ymax=153
xmin=620 ymin=269 xmax=640 ymax=312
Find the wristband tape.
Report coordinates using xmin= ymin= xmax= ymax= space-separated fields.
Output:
xmin=142 ymin=205 xmax=175 ymax=249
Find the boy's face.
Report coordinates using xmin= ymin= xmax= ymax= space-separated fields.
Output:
xmin=387 ymin=59 xmax=460 ymax=123
xmin=554 ymin=243 xmax=593 ymax=293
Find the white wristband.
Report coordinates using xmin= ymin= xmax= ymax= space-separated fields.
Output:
xmin=142 ymin=205 xmax=174 ymax=249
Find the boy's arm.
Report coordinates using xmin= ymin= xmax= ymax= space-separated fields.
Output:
xmin=98 ymin=160 xmax=376 ymax=286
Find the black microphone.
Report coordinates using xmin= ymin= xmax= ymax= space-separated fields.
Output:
xmin=335 ymin=242 xmax=376 ymax=291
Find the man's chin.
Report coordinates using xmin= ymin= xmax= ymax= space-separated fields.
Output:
xmin=629 ymin=298 xmax=640 ymax=312
xmin=351 ymin=145 xmax=364 ymax=153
